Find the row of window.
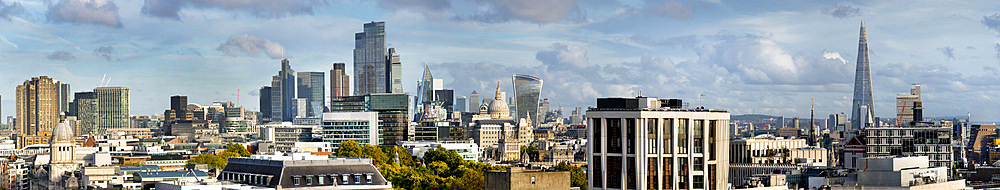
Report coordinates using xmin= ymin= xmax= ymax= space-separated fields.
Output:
xmin=291 ymin=173 xmax=374 ymax=186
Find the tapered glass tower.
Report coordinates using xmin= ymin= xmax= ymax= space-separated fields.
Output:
xmin=851 ymin=22 xmax=875 ymax=130
xmin=513 ymin=74 xmax=543 ymax=126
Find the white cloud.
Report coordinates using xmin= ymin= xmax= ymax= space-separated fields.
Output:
xmin=216 ymin=34 xmax=286 ymax=59
xmin=141 ymin=0 xmax=335 ymax=20
xmin=47 ymin=0 xmax=122 ymax=28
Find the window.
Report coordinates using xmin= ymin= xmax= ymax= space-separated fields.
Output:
xmin=678 ymin=119 xmax=688 ymax=154
xmin=318 ymin=176 xmax=324 ymax=184
xmin=647 ymin=157 xmax=658 ymax=190
xmin=354 ymin=175 xmax=361 ymax=184
xmin=664 ymin=119 xmax=673 ymax=154
xmin=531 ymin=176 xmax=536 ymax=184
xmin=663 ymin=158 xmax=672 ymax=189
xmin=627 ymin=118 xmax=636 ymax=154
xmin=294 ymin=178 xmax=300 ymax=185
xmin=694 ymin=175 xmax=704 ymax=189
xmin=608 ymin=118 xmax=623 ymax=153
xmin=366 ymin=174 xmax=372 ymax=183
xmin=679 ymin=157 xmax=688 ymax=189
xmin=709 ymin=164 xmax=717 ymax=190
xmin=343 ymin=175 xmax=349 ymax=184
xmin=607 ymin=156 xmax=622 ymax=188
xmin=592 ymin=156 xmax=603 ymax=188
xmin=647 ymin=119 xmax=658 ymax=154
xmin=307 ymin=176 xmax=313 ymax=185
xmin=694 ymin=157 xmax=704 ymax=171
xmin=628 ymin=157 xmax=636 ymax=189
xmin=593 ymin=119 xmax=602 ymax=153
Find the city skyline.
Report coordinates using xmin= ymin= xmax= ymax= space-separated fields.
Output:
xmin=3 ymin=1 xmax=1000 ymax=120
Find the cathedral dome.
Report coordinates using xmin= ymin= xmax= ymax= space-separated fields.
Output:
xmin=487 ymin=82 xmax=510 ymax=118
xmin=52 ymin=121 xmax=74 ymax=142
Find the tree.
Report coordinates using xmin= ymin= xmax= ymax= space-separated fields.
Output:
xmin=226 ymin=142 xmax=251 ymax=157
xmin=556 ymin=162 xmax=587 ymax=190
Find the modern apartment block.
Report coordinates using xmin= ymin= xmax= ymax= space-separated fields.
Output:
xmin=587 ymin=96 xmax=729 ymax=190
xmin=864 ymin=122 xmax=954 ymax=177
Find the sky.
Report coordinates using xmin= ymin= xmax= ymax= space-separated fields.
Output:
xmin=1 ymin=0 xmax=1000 ymax=121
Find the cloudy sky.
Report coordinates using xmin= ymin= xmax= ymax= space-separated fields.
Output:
xmin=1 ymin=0 xmax=999 ymax=121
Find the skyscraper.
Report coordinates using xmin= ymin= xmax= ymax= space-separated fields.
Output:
xmin=851 ymin=22 xmax=875 ymax=130
xmin=74 ymin=92 xmax=96 ymax=134
xmin=56 ymin=81 xmax=70 ymax=114
xmin=418 ymin=65 xmax=435 ymax=104
xmin=434 ymin=89 xmax=454 ymax=116
xmin=469 ymin=91 xmax=480 ymax=114
xmin=387 ymin=48 xmax=402 ymax=93
xmin=259 ymin=86 xmax=272 ymax=123
xmin=297 ymin=71 xmax=324 ymax=117
xmin=538 ymin=98 xmax=550 ymax=122
xmin=15 ymin=76 xmax=59 ymax=136
xmin=93 ymin=87 xmax=129 ymax=133
xmin=330 ymin=62 xmax=350 ymax=99
xmin=354 ymin=21 xmax=387 ymax=95
xmin=513 ymin=74 xmax=543 ymax=125
xmin=271 ymin=59 xmax=295 ymax=122
xmin=456 ymin=96 xmax=467 ymax=113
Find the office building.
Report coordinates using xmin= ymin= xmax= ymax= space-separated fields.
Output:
xmin=262 ymin=123 xmax=317 ymax=152
xmin=321 ymin=112 xmax=380 ymax=147
xmin=851 ymin=22 xmax=875 ymax=130
xmin=297 ymin=71 xmax=325 ymax=117
xmin=271 ymin=59 xmax=296 ymax=122
xmin=292 ymin=98 xmax=308 ymax=118
xmin=414 ymin=120 xmax=461 ymax=142
xmin=513 ymin=74 xmax=543 ymax=126
xmin=864 ymin=122 xmax=953 ymax=176
xmin=15 ymin=76 xmax=59 ymax=136
xmin=400 ymin=141 xmax=480 ymax=161
xmin=587 ymin=96 xmax=729 ymax=190
xmin=387 ymin=48 xmax=402 ymax=93
xmin=469 ymin=91 xmax=480 ymax=114
xmin=896 ymin=84 xmax=922 ymax=125
xmin=456 ymin=96 xmax=467 ymax=113
xmin=418 ymin=65 xmax=435 ymax=104
xmin=538 ymin=98 xmax=550 ymax=122
xmin=354 ymin=21 xmax=388 ymax=95
xmin=219 ymin=153 xmax=392 ymax=189
xmin=92 ymin=87 xmax=130 ymax=133
xmin=434 ymin=89 xmax=454 ymax=116
xmin=329 ymin=93 xmax=410 ymax=146
xmin=570 ymin=107 xmax=583 ymax=125
xmin=330 ymin=62 xmax=350 ymax=99
xmin=56 ymin=81 xmax=70 ymax=114
xmin=259 ymin=86 xmax=272 ymax=123
xmin=828 ymin=113 xmax=848 ymax=131
xmin=970 ymin=124 xmax=996 ymax=163
xmin=730 ymin=136 xmax=815 ymax=164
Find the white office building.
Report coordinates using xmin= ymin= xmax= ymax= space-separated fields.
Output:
xmin=588 ymin=96 xmax=729 ymax=190
xmin=322 ymin=112 xmax=380 ymax=147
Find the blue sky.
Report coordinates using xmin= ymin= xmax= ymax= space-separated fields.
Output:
xmin=1 ymin=0 xmax=1000 ymax=121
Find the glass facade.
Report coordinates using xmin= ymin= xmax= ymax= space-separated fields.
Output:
xmin=354 ymin=21 xmax=387 ymax=95
xmin=512 ymin=74 xmax=542 ymax=125
xmin=297 ymin=72 xmax=325 ymax=117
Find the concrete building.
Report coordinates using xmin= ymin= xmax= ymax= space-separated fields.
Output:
xmin=969 ymin=124 xmax=996 ymax=163
xmin=321 ymin=112 xmax=379 ymax=147
xmin=262 ymin=123 xmax=317 ymax=152
xmin=469 ymin=91 xmax=480 ymax=114
xmin=92 ymin=87 xmax=130 ymax=133
xmin=400 ymin=141 xmax=479 ymax=161
xmin=730 ymin=135 xmax=825 ymax=165
xmin=896 ymin=84 xmax=921 ymax=125
xmin=15 ymin=76 xmax=59 ymax=147
xmin=587 ymin=96 xmax=729 ymax=190
xmin=218 ymin=153 xmax=392 ymax=189
xmin=485 ymin=167 xmax=569 ymax=190
xmin=856 ymin=156 xmax=965 ymax=189
xmin=864 ymin=123 xmax=953 ymax=176
xmin=330 ymin=62 xmax=350 ymax=99
xmin=387 ymin=48 xmax=402 ymax=94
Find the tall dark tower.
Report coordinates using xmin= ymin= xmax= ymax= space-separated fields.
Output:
xmin=809 ymin=97 xmax=817 ymax=146
xmin=850 ymin=21 xmax=875 ymax=130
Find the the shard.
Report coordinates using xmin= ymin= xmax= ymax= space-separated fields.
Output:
xmin=851 ymin=21 xmax=875 ymax=130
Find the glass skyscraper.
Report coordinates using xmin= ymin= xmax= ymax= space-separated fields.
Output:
xmin=271 ymin=59 xmax=295 ymax=122
xmin=851 ymin=22 xmax=875 ymax=130
xmin=513 ymin=74 xmax=543 ymax=125
xmin=297 ymin=71 xmax=325 ymax=117
xmin=354 ymin=21 xmax=387 ymax=95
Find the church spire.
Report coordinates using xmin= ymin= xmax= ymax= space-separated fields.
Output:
xmin=495 ymin=81 xmax=503 ymax=99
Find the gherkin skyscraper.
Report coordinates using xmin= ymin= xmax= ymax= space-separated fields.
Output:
xmin=851 ymin=22 xmax=875 ymax=130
